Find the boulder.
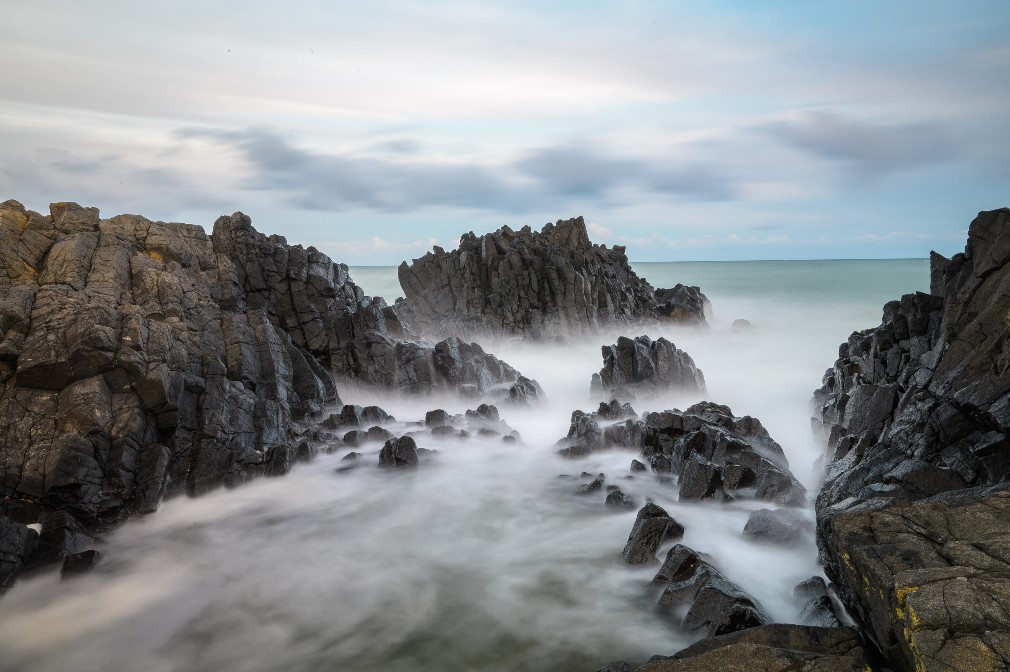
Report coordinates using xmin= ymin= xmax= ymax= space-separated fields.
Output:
xmin=378 ymin=436 xmax=419 ymax=468
xmin=621 ymin=503 xmax=685 ymax=564
xmin=741 ymin=509 xmax=810 ymax=546
xmin=654 ymin=284 xmax=708 ymax=326
xmin=653 ymin=544 xmax=772 ymax=638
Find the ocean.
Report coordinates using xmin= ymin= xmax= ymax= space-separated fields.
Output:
xmin=0 ymin=259 xmax=929 ymax=672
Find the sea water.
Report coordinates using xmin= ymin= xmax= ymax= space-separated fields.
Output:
xmin=0 ymin=260 xmax=928 ymax=672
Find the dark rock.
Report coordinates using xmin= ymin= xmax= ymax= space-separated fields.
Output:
xmin=340 ymin=452 xmax=360 ymax=461
xmin=395 ymin=216 xmax=672 ymax=341
xmin=797 ymin=595 xmax=841 ymax=628
xmin=596 ymin=662 xmax=634 ymax=672
xmin=678 ymin=458 xmax=726 ymax=501
xmin=598 ymin=399 xmax=637 ymax=420
xmin=741 ymin=509 xmax=810 ymax=546
xmin=25 ymin=510 xmax=96 ymax=569
xmin=343 ymin=426 xmax=396 ymax=447
xmin=630 ymin=624 xmax=869 ymax=671
xmin=730 ymin=318 xmax=752 ymax=332
xmin=579 ymin=477 xmax=605 ymax=495
xmin=654 ymin=284 xmax=708 ymax=326
xmin=605 ymin=488 xmax=635 ymax=508
xmin=630 ymin=459 xmax=647 ymax=473
xmin=424 ymin=409 xmax=452 ymax=427
xmin=0 ymin=517 xmax=38 ymax=593
xmin=621 ymin=503 xmax=685 ymax=564
xmin=378 ymin=436 xmax=419 ymax=468
xmin=792 ymin=576 xmax=828 ymax=601
xmin=812 ymin=209 xmax=1010 ymax=670
xmin=596 ymin=335 xmax=706 ymax=401
xmin=653 ymin=544 xmax=771 ymax=639
xmin=60 ymin=549 xmax=101 ymax=579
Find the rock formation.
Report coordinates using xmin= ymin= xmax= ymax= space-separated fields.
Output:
xmin=0 ymin=201 xmax=540 ymax=591
xmin=556 ymin=401 xmax=806 ymax=506
xmin=395 ymin=216 xmax=706 ymax=341
xmin=593 ymin=335 xmax=705 ymax=401
xmin=812 ymin=208 xmax=1010 ymax=670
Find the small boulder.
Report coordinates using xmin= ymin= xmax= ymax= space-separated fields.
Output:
xmin=378 ymin=436 xmax=419 ymax=468
xmin=621 ymin=503 xmax=685 ymax=564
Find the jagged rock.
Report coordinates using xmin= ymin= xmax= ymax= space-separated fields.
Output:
xmin=579 ymin=476 xmax=605 ymax=495
xmin=0 ymin=201 xmax=544 ymax=589
xmin=554 ymin=401 xmax=805 ymax=506
xmin=630 ymin=625 xmax=870 ymax=671
xmin=596 ymin=335 xmax=706 ymax=401
xmin=654 ymin=284 xmax=708 ymax=325
xmin=605 ymin=488 xmax=635 ymax=508
xmin=630 ymin=459 xmax=648 ymax=473
xmin=431 ymin=337 xmax=543 ymax=403
xmin=60 ymin=549 xmax=101 ymax=579
xmin=792 ymin=576 xmax=828 ymax=601
xmin=396 ymin=216 xmax=700 ymax=340
xmin=813 ymin=209 xmax=1010 ymax=670
xmin=424 ymin=409 xmax=452 ymax=427
xmin=596 ymin=662 xmax=634 ymax=672
xmin=741 ymin=509 xmax=810 ymax=546
xmin=0 ymin=517 xmax=37 ymax=593
xmin=598 ymin=399 xmax=637 ymax=420
xmin=378 ymin=436 xmax=419 ymax=468
xmin=797 ymin=595 xmax=841 ymax=628
xmin=621 ymin=503 xmax=685 ymax=564
xmin=653 ymin=544 xmax=772 ymax=638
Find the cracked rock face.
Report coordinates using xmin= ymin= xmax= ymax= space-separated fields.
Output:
xmin=595 ymin=335 xmax=706 ymax=401
xmin=556 ymin=400 xmax=805 ymax=506
xmin=395 ymin=216 xmax=704 ymax=341
xmin=0 ymin=201 xmax=541 ymax=549
xmin=813 ymin=208 xmax=1010 ymax=670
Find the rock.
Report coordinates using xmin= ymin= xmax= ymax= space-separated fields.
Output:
xmin=605 ymin=488 xmax=635 ymax=508
xmin=730 ymin=319 xmax=752 ymax=332
xmin=424 ymin=409 xmax=452 ymax=427
xmin=653 ymin=544 xmax=772 ymax=638
xmin=579 ymin=476 xmax=605 ymax=495
xmin=812 ymin=209 xmax=1010 ymax=670
xmin=621 ymin=503 xmax=685 ymax=564
xmin=792 ymin=576 xmax=828 ymax=601
xmin=0 ymin=517 xmax=38 ymax=593
xmin=596 ymin=662 xmax=634 ymax=672
xmin=797 ymin=595 xmax=841 ymax=628
xmin=378 ymin=436 xmax=419 ymax=468
xmin=60 ymin=549 xmax=102 ymax=579
xmin=630 ymin=459 xmax=648 ymax=473
xmin=654 ymin=284 xmax=708 ymax=326
xmin=395 ymin=216 xmax=668 ymax=341
xmin=596 ymin=335 xmax=706 ymax=401
xmin=0 ymin=201 xmax=545 ymax=585
xmin=629 ymin=624 xmax=870 ymax=671
xmin=678 ymin=458 xmax=727 ymax=501
xmin=343 ymin=426 xmax=396 ymax=447
xmin=741 ymin=509 xmax=810 ymax=546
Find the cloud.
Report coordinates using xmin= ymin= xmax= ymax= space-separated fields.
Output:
xmin=177 ymin=127 xmax=742 ymax=214
xmin=765 ymin=110 xmax=957 ymax=176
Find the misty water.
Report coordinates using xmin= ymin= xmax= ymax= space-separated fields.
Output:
xmin=0 ymin=260 xmax=928 ymax=672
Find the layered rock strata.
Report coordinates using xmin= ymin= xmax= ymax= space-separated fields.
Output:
xmin=395 ymin=216 xmax=706 ymax=341
xmin=812 ymin=208 xmax=1010 ymax=670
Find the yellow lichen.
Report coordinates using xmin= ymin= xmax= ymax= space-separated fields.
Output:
xmin=144 ymin=249 xmax=164 ymax=262
xmin=896 ymin=584 xmax=919 ymax=606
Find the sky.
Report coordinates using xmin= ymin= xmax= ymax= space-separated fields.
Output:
xmin=1 ymin=1 xmax=1008 ymax=264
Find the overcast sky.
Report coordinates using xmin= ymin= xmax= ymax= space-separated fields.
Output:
xmin=2 ymin=1 xmax=1008 ymax=263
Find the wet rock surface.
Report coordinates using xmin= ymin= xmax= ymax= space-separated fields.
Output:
xmin=395 ymin=216 xmax=704 ymax=341
xmin=653 ymin=543 xmax=772 ymax=638
xmin=813 ymin=209 xmax=1010 ymax=670
xmin=621 ymin=503 xmax=685 ymax=564
xmin=556 ymin=400 xmax=805 ymax=507
xmin=0 ymin=201 xmax=540 ymax=592
xmin=596 ymin=335 xmax=706 ymax=401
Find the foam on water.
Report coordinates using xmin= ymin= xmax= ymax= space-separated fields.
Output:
xmin=0 ymin=260 xmax=928 ymax=672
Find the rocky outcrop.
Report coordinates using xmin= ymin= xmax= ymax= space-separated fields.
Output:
xmin=0 ymin=201 xmax=541 ymax=592
xmin=395 ymin=216 xmax=703 ymax=341
xmin=654 ymin=284 xmax=708 ymax=325
xmin=556 ymin=401 xmax=805 ymax=507
xmin=593 ymin=335 xmax=705 ymax=401
xmin=812 ymin=208 xmax=1010 ymax=670
xmin=621 ymin=502 xmax=685 ymax=564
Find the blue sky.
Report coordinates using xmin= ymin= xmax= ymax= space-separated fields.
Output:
xmin=1 ymin=1 xmax=1007 ymax=263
